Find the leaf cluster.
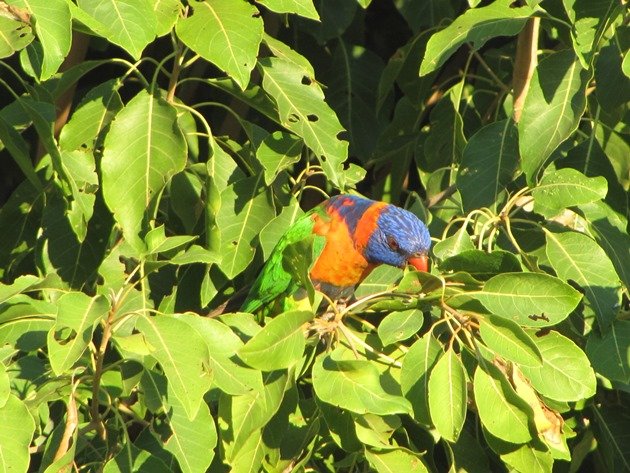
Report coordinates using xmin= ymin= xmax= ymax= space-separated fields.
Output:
xmin=0 ymin=0 xmax=628 ymax=472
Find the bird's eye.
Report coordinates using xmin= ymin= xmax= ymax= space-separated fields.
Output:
xmin=386 ymin=236 xmax=399 ymax=251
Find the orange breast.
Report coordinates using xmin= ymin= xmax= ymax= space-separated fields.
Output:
xmin=309 ymin=210 xmax=375 ymax=288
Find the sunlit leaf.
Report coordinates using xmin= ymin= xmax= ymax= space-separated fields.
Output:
xmin=521 ymin=330 xmax=596 ymax=402
xmin=474 ymin=364 xmax=533 ymax=443
xmin=136 ymin=314 xmax=212 ymax=419
xmin=470 ymin=273 xmax=582 ymax=327
xmin=479 ymin=314 xmax=542 ymax=367
xmin=47 ymin=292 xmax=110 ymax=375
xmin=259 ymin=57 xmax=349 ymax=188
xmin=519 ymin=50 xmax=591 ymax=183
xmin=428 ymin=348 xmax=467 ymax=442
xmin=101 ymin=90 xmax=187 ymax=251
xmin=313 ymin=354 xmax=412 ymax=416
xmin=0 ymin=395 xmax=35 ymax=473
xmin=401 ymin=333 xmax=442 ymax=425
xmin=238 ymin=310 xmax=312 ymax=371
xmin=75 ymin=0 xmax=156 ymax=59
xmin=544 ymin=229 xmax=620 ymax=330
xmin=176 ymin=0 xmax=263 ymax=89
xmin=420 ymin=0 xmax=534 ymax=75
xmin=532 ymin=168 xmax=607 ymax=218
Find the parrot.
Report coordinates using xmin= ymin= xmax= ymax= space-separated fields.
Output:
xmin=241 ymin=194 xmax=431 ymax=315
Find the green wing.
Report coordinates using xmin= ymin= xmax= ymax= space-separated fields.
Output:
xmin=241 ymin=205 xmax=327 ymax=314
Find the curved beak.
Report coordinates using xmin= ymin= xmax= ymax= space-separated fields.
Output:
xmin=408 ymin=254 xmax=429 ymax=272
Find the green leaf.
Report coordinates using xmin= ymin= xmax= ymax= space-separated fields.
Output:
xmin=479 ymin=314 xmax=542 ymax=367
xmin=395 ymin=0 xmax=454 ymax=32
xmin=586 ymin=320 xmax=630 ymax=383
xmin=257 ymin=0 xmax=319 ymax=20
xmin=10 ymin=0 xmax=71 ymax=79
xmin=256 ymin=131 xmax=303 ymax=185
xmin=521 ymin=330 xmax=596 ymax=402
xmin=365 ymin=447 xmax=429 ymax=472
xmin=470 ymin=272 xmax=582 ymax=327
xmin=0 ymin=15 xmax=33 ymax=58
xmin=440 ymin=250 xmax=522 ymax=281
xmin=259 ymin=57 xmax=349 ymax=188
xmin=433 ymin=226 xmax=475 ymax=260
xmin=59 ymin=79 xmax=123 ymax=151
xmin=420 ymin=0 xmax=534 ymax=75
xmin=0 ymin=394 xmax=35 ymax=473
xmin=448 ymin=427 xmax=491 ymax=473
xmin=153 ymin=0 xmax=181 ymax=37
xmin=579 ymin=201 xmax=630 ymax=290
xmin=484 ymin=430 xmax=553 ymax=473
xmin=238 ymin=310 xmax=312 ymax=371
xmin=103 ymin=442 xmax=171 ymax=473
xmin=313 ymin=355 xmax=412 ymax=416
xmin=354 ymin=265 xmax=403 ymax=299
xmin=326 ymin=41 xmax=384 ymax=161
xmin=0 ymin=275 xmax=40 ymax=303
xmin=176 ymin=0 xmax=263 ymax=89
xmin=176 ymin=315 xmax=262 ymax=395
xmin=563 ymin=0 xmax=622 ymax=67
xmin=532 ymin=168 xmax=607 ymax=218
xmin=47 ymin=292 xmax=110 ymax=375
xmin=164 ymin=387 xmax=217 ymax=473
xmin=136 ymin=314 xmax=212 ymax=419
xmin=0 ymin=363 xmax=9 ymax=408
xmin=473 ymin=364 xmax=533 ymax=443
xmin=457 ymin=119 xmax=519 ymax=213
xmin=101 ymin=90 xmax=187 ymax=251
xmin=76 ymin=0 xmax=156 ymax=59
xmin=428 ymin=348 xmax=467 ymax=442
xmin=544 ymin=229 xmax=620 ymax=330
xmin=519 ymin=50 xmax=591 ymax=183
xmin=594 ymin=28 xmax=630 ymax=111
xmin=377 ymin=309 xmax=423 ymax=346
xmin=400 ymin=333 xmax=442 ymax=425
xmin=300 ymin=0 xmax=356 ymax=43
xmin=220 ymin=370 xmax=289 ymax=462
xmin=423 ymin=93 xmax=466 ymax=169
xmin=0 ymin=115 xmax=42 ymax=192
xmin=353 ymin=413 xmax=401 ymax=448
xmin=259 ymin=197 xmax=304 ymax=259
xmin=591 ymin=406 xmax=630 ymax=471
xmin=215 ymin=174 xmax=276 ymax=278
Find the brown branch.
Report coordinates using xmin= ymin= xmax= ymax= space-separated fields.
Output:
xmin=36 ymin=31 xmax=90 ymax=160
xmin=425 ymin=184 xmax=457 ymax=209
xmin=512 ymin=17 xmax=540 ymax=123
xmin=52 ymin=381 xmax=79 ymax=465
xmin=90 ymin=304 xmax=116 ymax=441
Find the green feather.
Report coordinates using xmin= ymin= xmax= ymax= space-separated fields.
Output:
xmin=241 ymin=205 xmax=328 ymax=314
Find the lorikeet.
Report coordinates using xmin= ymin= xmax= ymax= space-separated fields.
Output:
xmin=241 ymin=194 xmax=431 ymax=314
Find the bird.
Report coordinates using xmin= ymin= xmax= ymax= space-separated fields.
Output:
xmin=241 ymin=194 xmax=431 ymax=315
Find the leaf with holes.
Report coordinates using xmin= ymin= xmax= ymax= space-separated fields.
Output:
xmin=176 ymin=0 xmax=263 ymax=89
xmin=47 ymin=292 xmax=110 ymax=375
xmin=75 ymin=0 xmax=156 ymax=59
xmin=259 ymin=57 xmax=349 ymax=188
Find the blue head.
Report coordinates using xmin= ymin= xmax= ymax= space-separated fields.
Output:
xmin=362 ymin=204 xmax=431 ymax=270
